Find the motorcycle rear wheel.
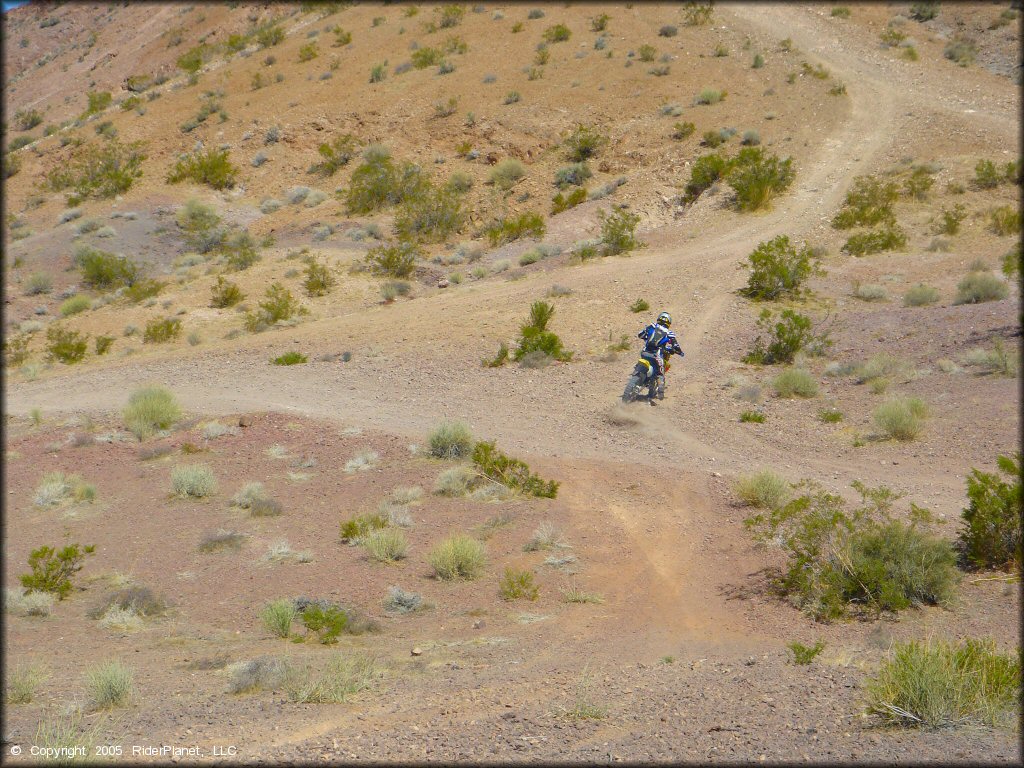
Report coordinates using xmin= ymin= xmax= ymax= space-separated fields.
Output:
xmin=622 ymin=374 xmax=643 ymax=403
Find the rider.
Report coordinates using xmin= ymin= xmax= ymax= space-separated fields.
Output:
xmin=638 ymin=311 xmax=683 ymax=403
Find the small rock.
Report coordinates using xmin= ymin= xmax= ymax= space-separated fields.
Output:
xmin=411 ymin=647 xmax=422 ymax=656
xmin=238 ymin=415 xmax=254 ymax=428
xmin=438 ymin=280 xmax=450 ymax=289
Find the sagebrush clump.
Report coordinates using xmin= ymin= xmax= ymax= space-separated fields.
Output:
xmin=123 ymin=385 xmax=181 ymax=439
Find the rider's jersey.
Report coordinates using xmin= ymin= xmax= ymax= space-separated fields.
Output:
xmin=638 ymin=323 xmax=681 ymax=364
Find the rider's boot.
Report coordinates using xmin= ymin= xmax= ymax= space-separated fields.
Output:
xmin=656 ymin=375 xmax=666 ymax=400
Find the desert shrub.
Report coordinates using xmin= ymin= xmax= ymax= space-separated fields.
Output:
xmin=563 ymin=124 xmax=607 ymax=162
xmin=245 ymin=283 xmax=305 ymax=331
xmin=143 ymin=317 xmax=182 ymax=344
xmin=903 ymin=283 xmax=939 ymax=307
xmin=499 ymin=567 xmax=539 ymax=600
xmin=434 ymin=465 xmax=478 ymax=497
xmin=638 ymin=44 xmax=657 ymax=62
xmin=362 ymin=528 xmax=409 ymax=562
xmin=85 ymin=661 xmax=132 ymax=710
xmin=965 ymin=339 xmax=1018 ymax=377
xmin=974 ymin=159 xmax=1001 ymax=189
xmin=429 ymin=421 xmax=473 ymax=459
xmin=59 ymin=295 xmax=91 ymax=317
xmin=933 ymin=203 xmax=966 ymax=235
xmin=543 ymin=23 xmax=571 ymax=43
xmin=346 ymin=149 xmax=429 ymax=213
xmin=227 ymin=656 xmax=289 ymax=694
xmin=302 ymin=257 xmax=335 ymax=297
xmin=772 ymin=368 xmax=818 ymax=398
xmin=909 ymin=2 xmax=939 ymax=21
xmin=344 ymin=449 xmax=379 ymax=473
xmin=270 ymin=351 xmax=306 ymax=366
xmin=486 ymin=212 xmax=546 ymax=246
xmin=430 ymin=533 xmax=486 ymax=581
xmin=46 ymin=139 xmax=146 ymax=203
xmin=487 ymin=158 xmax=526 ymax=189
xmin=24 ymin=272 xmax=53 ymax=296
xmin=171 ymin=464 xmax=217 ymax=498
xmin=746 ymin=481 xmax=958 ymax=621
xmin=4 ymin=334 xmax=32 ymax=367
xmin=124 ymin=279 xmax=166 ymax=304
xmin=551 ymin=187 xmax=587 ymax=215
xmin=672 ymin=121 xmax=696 ymax=140
xmin=728 ymin=147 xmax=795 ymax=211
xmin=167 ymin=148 xmax=238 ymax=190
xmin=472 ymin=440 xmax=559 ymax=498
xmin=852 ymin=283 xmax=887 ymax=302
xmin=20 ymin=543 xmax=95 ymax=600
xmin=46 ymin=324 xmax=89 ymax=364
xmin=261 ymin=599 xmax=297 ymax=638
xmin=123 ymin=385 xmax=181 ymax=439
xmin=88 ymin=586 xmax=166 ymax=620
xmin=903 ymin=166 xmax=934 ymax=200
xmin=285 ymin=655 xmax=376 ymax=703
xmin=832 ymin=176 xmax=898 ymax=229
xmin=366 ymin=240 xmax=419 ymax=278
xmin=735 ymin=469 xmax=790 ymax=509
xmin=788 ymin=641 xmax=826 ymax=665
xmin=394 ymin=182 xmax=465 ymax=242
xmin=257 ymin=24 xmax=285 ymax=47
xmin=958 ymin=453 xmax=1021 ymax=570
xmin=866 ymin=638 xmax=1019 ymax=728
xmin=841 ymin=225 xmax=907 ymax=256
xmin=210 ymin=276 xmax=244 ymax=308
xmin=944 ymin=36 xmax=977 ymax=67
xmin=199 ymin=530 xmax=246 ymax=553
xmin=33 ymin=472 xmax=94 ymax=507
xmin=742 ymin=235 xmax=821 ymax=300
xmin=990 ymin=206 xmax=1021 ymax=236
xmin=14 ymin=108 xmax=43 ymax=131
xmin=873 ymin=397 xmax=928 ymax=441
xmin=695 ymin=87 xmax=725 ymax=105
xmin=301 ymin=604 xmax=348 ymax=644
xmin=598 ymin=207 xmax=642 ymax=255
xmin=683 ymin=152 xmax=731 ymax=202
xmin=7 ymin=663 xmax=47 ymax=704
xmin=384 ymin=586 xmax=423 ymax=613
xmin=311 ymin=134 xmax=357 ymax=176
xmin=176 ymin=198 xmax=225 ymax=253
xmin=954 ymin=270 xmax=1009 ymax=305
xmin=740 ymin=409 xmax=766 ymax=423
xmin=744 ymin=308 xmax=828 ymax=365
xmin=513 ymin=300 xmax=572 ymax=364
xmin=75 ymin=246 xmax=139 ymax=289
xmin=683 ymin=2 xmax=714 ymax=25
xmin=554 ymin=162 xmax=592 ymax=189
xmin=339 ymin=512 xmax=388 ymax=544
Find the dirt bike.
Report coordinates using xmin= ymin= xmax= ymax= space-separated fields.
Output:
xmin=621 ymin=354 xmax=672 ymax=404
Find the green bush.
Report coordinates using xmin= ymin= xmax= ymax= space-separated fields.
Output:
xmin=285 ymin=655 xmax=376 ymax=702
xmin=965 ymin=339 xmax=1018 ymax=377
xmin=745 ymin=481 xmax=958 ymax=621
xmin=958 ymin=453 xmax=1021 ymax=570
xmin=245 ymin=283 xmax=305 ymax=331
xmin=366 ymin=240 xmax=419 ymax=278
xmin=429 ymin=421 xmax=473 ymax=459
xmin=345 ymin=149 xmax=427 ymax=213
xmin=24 ymin=272 xmax=53 ymax=296
xmin=257 ymin=24 xmax=285 ymax=47
xmin=630 ymin=298 xmax=649 ymax=313
xmin=487 ymin=158 xmax=526 ymax=189
xmin=741 ymin=235 xmax=821 ymax=300
xmin=734 ymin=469 xmax=790 ymax=509
xmin=743 ymin=308 xmax=828 ymax=365
xmin=303 ymin=258 xmax=335 ymax=297
xmin=598 ymin=207 xmax=642 ymax=255
xmin=45 ymin=324 xmax=89 ymax=364
xmin=75 ymin=246 xmax=139 ymax=289
xmin=513 ymin=300 xmax=572 ymax=364
xmin=903 ymin=283 xmax=939 ymax=307
xmin=683 ymin=152 xmax=730 ymax=201
xmin=944 ymin=35 xmax=977 ymax=67
xmin=903 ymin=166 xmax=934 ymax=200
xmin=311 ymin=134 xmax=357 ymax=176
xmin=672 ymin=121 xmax=696 ymax=140
xmin=124 ymin=279 xmax=165 ymax=304
xmin=832 ymin=176 xmax=898 ymax=229
xmin=301 ymin=604 xmax=348 ymax=644
xmin=818 ymin=407 xmax=843 ymax=423
xmin=472 ymin=440 xmax=559 ymax=498
xmin=177 ymin=198 xmax=225 ymax=253
xmin=429 ymin=533 xmax=486 ymax=581
xmin=873 ymin=397 xmax=928 ymax=441
xmin=482 ymin=342 xmax=509 ymax=367
xmin=272 ymin=351 xmax=307 ymax=366
xmin=740 ymin=410 xmax=766 ymax=423
xmin=394 ymin=182 xmax=465 ymax=242
xmin=866 ymin=638 xmax=1019 ymax=728
xmin=554 ymin=162 xmax=592 ymax=188
xmin=221 ymin=230 xmax=261 ymax=271
xmin=974 ymin=159 xmax=1002 ymax=189
xmin=340 ymin=512 xmax=388 ymax=543
xmin=772 ymin=367 xmax=818 ymax=398
xmin=362 ymin=528 xmax=409 ymax=562
xmin=563 ymin=124 xmax=607 ymax=162
xmin=412 ymin=46 xmax=445 ymax=69
xmin=85 ymin=661 xmax=132 ymax=710
xmin=841 ymin=225 xmax=907 ymax=256
xmin=210 ymin=276 xmax=244 ymax=307
xmin=990 ymin=206 xmax=1020 ymax=236
xmin=83 ymin=91 xmax=112 ymax=117
xmin=261 ymin=599 xmax=296 ymax=638
xmin=298 ymin=42 xmax=319 ymax=62
xmin=543 ymin=23 xmax=571 ymax=42
xmin=499 ymin=567 xmax=539 ymax=600
xmin=167 ymin=148 xmax=238 ymax=190
xmin=143 ymin=317 xmax=182 ymax=344
xmin=695 ymin=87 xmax=725 ymax=105
xmin=20 ymin=543 xmax=95 ymax=600
xmin=14 ymin=108 xmax=43 ymax=131
xmin=788 ymin=640 xmax=825 ymax=665
xmin=551 ymin=187 xmax=587 ymax=214
xmin=4 ymin=334 xmax=32 ymax=367
xmin=486 ymin=212 xmax=546 ymax=246
xmin=46 ymin=139 xmax=147 ymax=203
xmin=60 ymin=295 xmax=91 ymax=317
xmin=954 ymin=270 xmax=1009 ymax=305
xmin=171 ymin=464 xmax=217 ymax=498
xmin=727 ymin=147 xmax=795 ymax=211
xmin=123 ymin=385 xmax=181 ymax=439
